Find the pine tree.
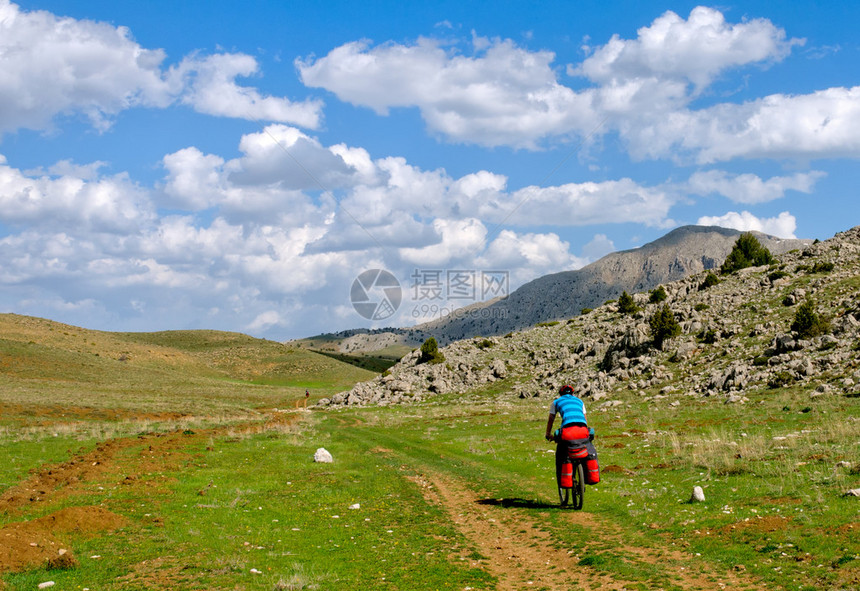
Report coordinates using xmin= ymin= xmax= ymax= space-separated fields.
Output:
xmin=419 ymin=337 xmax=445 ymax=364
xmin=649 ymin=285 xmax=667 ymax=304
xmin=699 ymin=272 xmax=720 ymax=290
xmin=791 ymin=299 xmax=830 ymax=339
xmin=618 ymin=291 xmax=639 ymax=315
xmin=649 ymin=304 xmax=681 ymax=349
xmin=720 ymin=233 xmax=774 ymax=274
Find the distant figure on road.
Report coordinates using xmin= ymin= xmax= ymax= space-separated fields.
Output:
xmin=304 ymin=389 xmax=310 ymax=408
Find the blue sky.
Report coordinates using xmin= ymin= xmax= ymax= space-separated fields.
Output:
xmin=1 ymin=1 xmax=858 ymax=339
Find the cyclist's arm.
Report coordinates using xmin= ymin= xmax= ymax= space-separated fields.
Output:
xmin=545 ymin=412 xmax=556 ymax=440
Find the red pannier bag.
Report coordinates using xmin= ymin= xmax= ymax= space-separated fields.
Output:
xmin=560 ymin=461 xmax=573 ymax=488
xmin=585 ymin=456 xmax=600 ymax=485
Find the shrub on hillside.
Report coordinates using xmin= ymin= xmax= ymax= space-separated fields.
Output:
xmin=419 ymin=337 xmax=445 ymax=364
xmin=720 ymin=233 xmax=774 ymax=274
xmin=649 ymin=304 xmax=681 ymax=350
xmin=698 ymin=328 xmax=718 ymax=345
xmin=649 ymin=285 xmax=667 ymax=304
xmin=809 ymin=261 xmax=835 ymax=274
xmin=618 ymin=291 xmax=639 ymax=315
xmin=768 ymin=371 xmax=794 ymax=389
xmin=699 ymin=272 xmax=720 ymax=290
xmin=790 ymin=299 xmax=831 ymax=339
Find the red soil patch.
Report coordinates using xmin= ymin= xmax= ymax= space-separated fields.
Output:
xmin=0 ymin=438 xmax=141 ymax=514
xmin=602 ymin=464 xmax=632 ymax=474
xmin=0 ymin=506 xmax=124 ymax=573
xmin=0 ymin=431 xmax=195 ymax=515
xmin=370 ymin=446 xmax=394 ymax=454
xmin=0 ymin=409 xmax=302 ymax=580
xmin=0 ymin=402 xmax=187 ymax=427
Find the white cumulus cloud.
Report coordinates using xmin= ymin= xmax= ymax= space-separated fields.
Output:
xmin=503 ymin=179 xmax=674 ymax=227
xmin=0 ymin=1 xmax=322 ymax=135
xmin=0 ymin=0 xmax=172 ymax=133
xmin=295 ymin=7 xmax=860 ymax=166
xmin=687 ymin=170 xmax=825 ymax=204
xmin=641 ymin=87 xmax=860 ymax=163
xmin=697 ymin=210 xmax=797 ymax=238
xmin=575 ymin=6 xmax=801 ymax=89
xmin=0 ymin=155 xmax=153 ymax=233
xmin=400 ymin=218 xmax=488 ymax=266
xmin=172 ymin=53 xmax=322 ymax=128
xmin=298 ymin=37 xmax=594 ymax=149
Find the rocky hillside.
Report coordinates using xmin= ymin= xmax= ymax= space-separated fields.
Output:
xmin=319 ymin=226 xmax=860 ymax=410
xmin=422 ymin=225 xmax=808 ymax=344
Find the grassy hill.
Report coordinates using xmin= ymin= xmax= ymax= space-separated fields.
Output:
xmin=0 ymin=314 xmax=376 ymax=423
xmin=291 ymin=333 xmax=414 ymax=372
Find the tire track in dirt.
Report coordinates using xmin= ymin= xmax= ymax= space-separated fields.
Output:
xmin=0 ymin=410 xmax=303 ymax=580
xmin=410 ymin=471 xmax=766 ymax=591
xmin=0 ymin=410 xmax=301 ymax=515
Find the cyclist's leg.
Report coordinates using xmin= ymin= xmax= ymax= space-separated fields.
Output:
xmin=555 ymin=438 xmax=566 ymax=485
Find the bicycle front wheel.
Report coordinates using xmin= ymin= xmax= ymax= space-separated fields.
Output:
xmin=558 ymin=485 xmax=570 ymax=506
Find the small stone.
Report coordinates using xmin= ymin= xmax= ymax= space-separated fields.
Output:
xmin=844 ymin=489 xmax=860 ymax=497
xmin=313 ymin=448 xmax=333 ymax=463
xmin=690 ymin=486 xmax=706 ymax=503
xmin=349 ymin=503 xmax=360 ymax=510
xmin=38 ymin=583 xmax=55 ymax=590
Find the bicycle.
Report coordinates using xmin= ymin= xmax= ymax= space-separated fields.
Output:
xmin=552 ymin=428 xmax=598 ymax=509
xmin=556 ymin=441 xmax=587 ymax=509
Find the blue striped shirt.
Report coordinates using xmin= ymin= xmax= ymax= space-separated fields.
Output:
xmin=549 ymin=395 xmax=587 ymax=427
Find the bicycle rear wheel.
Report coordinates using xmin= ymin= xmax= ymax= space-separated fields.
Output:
xmin=571 ymin=462 xmax=584 ymax=510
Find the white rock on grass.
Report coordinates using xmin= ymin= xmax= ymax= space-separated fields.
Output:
xmin=38 ymin=583 xmax=55 ymax=590
xmin=349 ymin=503 xmax=361 ymax=510
xmin=844 ymin=489 xmax=860 ymax=497
xmin=690 ymin=486 xmax=706 ymax=503
xmin=313 ymin=448 xmax=333 ymax=463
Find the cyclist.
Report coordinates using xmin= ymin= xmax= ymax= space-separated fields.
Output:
xmin=544 ymin=384 xmax=591 ymax=486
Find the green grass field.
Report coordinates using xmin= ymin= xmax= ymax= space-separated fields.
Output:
xmin=1 ymin=315 xmax=859 ymax=590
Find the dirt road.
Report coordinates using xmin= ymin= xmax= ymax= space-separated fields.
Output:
xmin=409 ymin=470 xmax=764 ymax=591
